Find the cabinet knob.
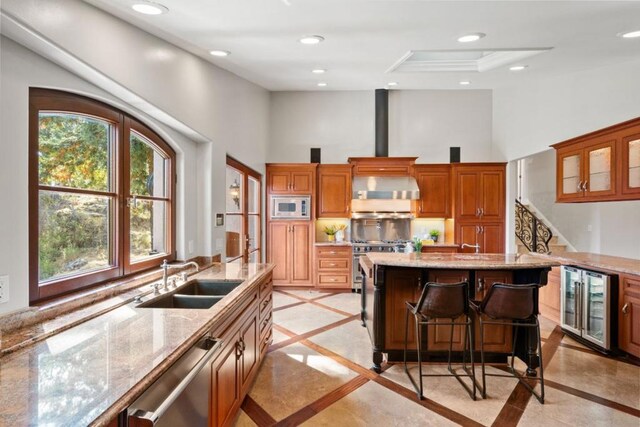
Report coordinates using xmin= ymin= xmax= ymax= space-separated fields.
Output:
xmin=622 ymin=303 xmax=629 ymax=315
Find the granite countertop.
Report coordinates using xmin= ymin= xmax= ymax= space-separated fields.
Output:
xmin=365 ymin=252 xmax=560 ymax=270
xmin=532 ymin=252 xmax=640 ymax=276
xmin=0 ymin=263 xmax=274 ymax=427
xmin=422 ymin=243 xmax=459 ymax=247
xmin=314 ymin=241 xmax=353 ymax=246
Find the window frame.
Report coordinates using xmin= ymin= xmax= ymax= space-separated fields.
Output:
xmin=29 ymin=89 xmax=176 ymax=303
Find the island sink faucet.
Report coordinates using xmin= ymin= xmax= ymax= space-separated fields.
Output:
xmin=461 ymin=243 xmax=481 ymax=254
xmin=161 ymin=259 xmax=199 ymax=290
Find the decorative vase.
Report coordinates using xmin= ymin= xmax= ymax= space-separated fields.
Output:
xmin=327 ymin=234 xmax=335 ymax=242
xmin=335 ymin=230 xmax=344 ymax=242
xmin=431 ymin=235 xmax=439 ymax=243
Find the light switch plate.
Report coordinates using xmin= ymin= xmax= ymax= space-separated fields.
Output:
xmin=0 ymin=275 xmax=9 ymax=304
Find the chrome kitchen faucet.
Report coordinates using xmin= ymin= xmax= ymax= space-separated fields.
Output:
xmin=161 ymin=260 xmax=199 ymax=290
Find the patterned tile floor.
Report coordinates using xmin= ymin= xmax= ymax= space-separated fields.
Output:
xmin=235 ymin=289 xmax=640 ymax=426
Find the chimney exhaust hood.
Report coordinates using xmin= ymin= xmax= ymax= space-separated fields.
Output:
xmin=352 ymin=176 xmax=420 ymax=200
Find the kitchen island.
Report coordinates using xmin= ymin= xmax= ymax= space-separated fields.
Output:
xmin=360 ymin=253 xmax=560 ymax=373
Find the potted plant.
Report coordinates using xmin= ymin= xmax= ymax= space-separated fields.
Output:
xmin=429 ymin=229 xmax=441 ymax=243
xmin=323 ymin=225 xmax=338 ymax=242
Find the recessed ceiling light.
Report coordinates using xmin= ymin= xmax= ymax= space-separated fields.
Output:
xmin=299 ymin=35 xmax=325 ymax=45
xmin=509 ymin=65 xmax=528 ymax=71
xmin=459 ymin=80 xmax=471 ymax=85
xmin=131 ymin=2 xmax=168 ymax=15
xmin=618 ymin=30 xmax=640 ymax=38
xmin=312 ymin=69 xmax=326 ymax=74
xmin=457 ymin=33 xmax=486 ymax=43
xmin=209 ymin=50 xmax=230 ymax=57
xmin=388 ymin=82 xmax=398 ymax=86
xmin=317 ymin=82 xmax=328 ymax=87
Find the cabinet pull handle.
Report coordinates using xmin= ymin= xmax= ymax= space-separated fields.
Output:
xmin=583 ymin=181 xmax=588 ymax=192
xmin=481 ymin=226 xmax=484 ymax=233
xmin=480 ymin=208 xmax=484 ymax=217
xmin=476 ymin=207 xmax=480 ymax=217
xmin=577 ymin=181 xmax=583 ymax=191
xmin=478 ymin=278 xmax=485 ymax=291
xmin=622 ymin=303 xmax=629 ymax=315
xmin=476 ymin=225 xmax=480 ymax=234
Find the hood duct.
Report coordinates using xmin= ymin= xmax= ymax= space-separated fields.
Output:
xmin=375 ymin=89 xmax=389 ymax=157
xmin=352 ymin=176 xmax=420 ymax=200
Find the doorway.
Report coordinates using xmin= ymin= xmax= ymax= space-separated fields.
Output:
xmin=225 ymin=156 xmax=262 ymax=263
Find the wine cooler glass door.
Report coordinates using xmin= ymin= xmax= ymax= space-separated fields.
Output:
xmin=582 ymin=271 xmax=610 ymax=349
xmin=561 ymin=266 xmax=582 ymax=335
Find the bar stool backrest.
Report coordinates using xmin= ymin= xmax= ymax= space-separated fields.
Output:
xmin=480 ymin=283 xmax=540 ymax=320
xmin=414 ymin=281 xmax=469 ymax=318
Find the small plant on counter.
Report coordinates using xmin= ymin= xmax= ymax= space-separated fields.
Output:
xmin=323 ymin=225 xmax=338 ymax=241
xmin=429 ymin=229 xmax=441 ymax=243
xmin=413 ymin=237 xmax=423 ymax=253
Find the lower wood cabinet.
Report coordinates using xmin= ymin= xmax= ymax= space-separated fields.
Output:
xmin=619 ymin=274 xmax=640 ymax=358
xmin=539 ymin=266 xmax=561 ymax=323
xmin=210 ymin=273 xmax=272 ymax=427
xmin=315 ymin=245 xmax=352 ymax=289
xmin=473 ymin=270 xmax=513 ymax=353
xmin=425 ymin=270 xmax=471 ymax=352
xmin=267 ymin=221 xmax=313 ymax=286
xmin=384 ymin=268 xmax=423 ymax=350
xmin=457 ymin=222 xmax=505 ymax=254
xmin=421 ymin=246 xmax=458 ymax=254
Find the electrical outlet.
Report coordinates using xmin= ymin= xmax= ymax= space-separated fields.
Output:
xmin=0 ymin=275 xmax=9 ymax=304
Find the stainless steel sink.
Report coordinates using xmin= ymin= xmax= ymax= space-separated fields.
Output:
xmin=175 ymin=280 xmax=243 ymax=296
xmin=138 ymin=294 xmax=223 ymax=309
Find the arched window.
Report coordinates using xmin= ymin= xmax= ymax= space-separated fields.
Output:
xmin=29 ymin=89 xmax=176 ymax=302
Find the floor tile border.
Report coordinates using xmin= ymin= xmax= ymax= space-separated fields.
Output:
xmin=241 ymin=395 xmax=277 ymax=426
xmin=269 ymin=314 xmax=360 ymax=352
xmin=274 ymin=289 xmax=356 ymax=317
xmin=544 ymin=379 xmax=640 ymax=418
xmin=272 ymin=301 xmax=306 ymax=313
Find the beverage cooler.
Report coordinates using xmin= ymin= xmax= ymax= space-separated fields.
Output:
xmin=560 ymin=266 xmax=617 ymax=351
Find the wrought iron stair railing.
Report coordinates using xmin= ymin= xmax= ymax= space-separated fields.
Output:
xmin=515 ymin=200 xmax=553 ymax=253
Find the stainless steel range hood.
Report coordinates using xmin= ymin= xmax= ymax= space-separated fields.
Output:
xmin=352 ymin=176 xmax=420 ymax=200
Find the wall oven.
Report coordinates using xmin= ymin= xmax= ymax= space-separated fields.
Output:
xmin=270 ymin=195 xmax=311 ymax=220
xmin=560 ymin=266 xmax=616 ymax=351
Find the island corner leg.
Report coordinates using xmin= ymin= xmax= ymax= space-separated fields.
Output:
xmin=372 ymin=350 xmax=384 ymax=373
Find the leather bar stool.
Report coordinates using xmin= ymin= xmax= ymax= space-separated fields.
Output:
xmin=403 ymin=281 xmax=477 ymax=400
xmin=470 ymin=283 xmax=545 ymax=403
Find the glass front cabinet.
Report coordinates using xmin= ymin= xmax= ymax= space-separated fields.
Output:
xmin=553 ymin=118 xmax=640 ymax=203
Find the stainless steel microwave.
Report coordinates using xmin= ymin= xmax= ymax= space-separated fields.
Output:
xmin=270 ymin=195 xmax=311 ymax=220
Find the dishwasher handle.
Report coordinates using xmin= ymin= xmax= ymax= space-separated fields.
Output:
xmin=128 ymin=337 xmax=222 ymax=426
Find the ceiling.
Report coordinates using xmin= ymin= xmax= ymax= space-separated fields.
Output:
xmin=84 ymin=0 xmax=640 ymax=91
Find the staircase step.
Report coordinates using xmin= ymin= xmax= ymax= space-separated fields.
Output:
xmin=548 ymin=243 xmax=567 ymax=254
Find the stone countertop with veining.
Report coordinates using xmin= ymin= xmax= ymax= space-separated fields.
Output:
xmin=365 ymin=252 xmax=560 ymax=270
xmin=314 ymin=241 xmax=353 ymax=246
xmin=0 ymin=263 xmax=274 ymax=427
xmin=531 ymin=252 xmax=640 ymax=276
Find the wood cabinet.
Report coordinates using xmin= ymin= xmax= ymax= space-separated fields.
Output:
xmin=414 ymin=164 xmax=451 ymax=218
xmin=266 ymin=164 xmax=316 ymax=195
xmin=421 ymin=246 xmax=458 ymax=254
xmin=553 ymin=117 xmax=640 ymax=202
xmin=384 ymin=268 xmax=424 ymax=350
xmin=348 ymin=157 xmax=417 ymax=176
xmin=456 ymin=222 xmax=504 ymax=254
xmin=474 ymin=270 xmax=514 ymax=353
xmin=539 ymin=266 xmax=561 ymax=323
xmin=619 ymin=274 xmax=640 ymax=358
xmin=315 ymin=245 xmax=352 ymax=289
xmin=317 ymin=165 xmax=352 ymax=218
xmin=453 ymin=164 xmax=505 ymax=222
xmin=424 ymin=270 xmax=470 ymax=352
xmin=210 ymin=272 xmax=272 ymax=427
xmin=267 ymin=221 xmax=313 ymax=286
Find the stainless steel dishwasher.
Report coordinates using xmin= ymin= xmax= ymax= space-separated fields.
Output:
xmin=125 ymin=336 xmax=222 ymax=426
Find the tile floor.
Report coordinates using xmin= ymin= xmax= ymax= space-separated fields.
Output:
xmin=235 ymin=289 xmax=640 ymax=426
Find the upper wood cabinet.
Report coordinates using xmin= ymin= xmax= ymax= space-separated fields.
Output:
xmin=348 ymin=157 xmax=417 ymax=176
xmin=317 ymin=164 xmax=352 ymax=218
xmin=266 ymin=164 xmax=316 ymax=194
xmin=414 ymin=164 xmax=451 ymax=218
xmin=552 ymin=117 xmax=640 ymax=202
xmin=452 ymin=164 xmax=505 ymax=222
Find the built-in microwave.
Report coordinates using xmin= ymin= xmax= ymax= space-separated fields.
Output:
xmin=270 ymin=195 xmax=311 ymax=220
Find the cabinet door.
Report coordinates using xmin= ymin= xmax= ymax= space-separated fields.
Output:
xmin=416 ymin=167 xmax=451 ymax=218
xmin=475 ymin=271 xmax=513 ymax=353
xmin=267 ymin=222 xmax=290 ymax=283
xmin=291 ymin=171 xmax=313 ymax=194
xmin=290 ymin=223 xmax=312 ymax=284
xmin=317 ymin=166 xmax=352 ymax=217
xmin=425 ymin=270 xmax=471 ymax=351
xmin=584 ymin=140 xmax=616 ymax=199
xmin=539 ymin=266 xmax=561 ymax=323
xmin=557 ymin=149 xmax=584 ymax=201
xmin=211 ymin=343 xmax=240 ymax=427
xmin=620 ymin=275 xmax=640 ymax=358
xmin=480 ymin=170 xmax=504 ymax=221
xmin=457 ymin=223 xmax=479 ymax=253
xmin=622 ymin=134 xmax=640 ymax=196
xmin=480 ymin=223 xmax=504 ymax=254
xmin=239 ymin=313 xmax=259 ymax=396
xmin=384 ymin=268 xmax=423 ymax=350
xmin=268 ymin=171 xmax=291 ymax=193
xmin=455 ymin=170 xmax=481 ymax=220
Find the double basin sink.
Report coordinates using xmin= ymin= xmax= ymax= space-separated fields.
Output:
xmin=137 ymin=280 xmax=243 ymax=309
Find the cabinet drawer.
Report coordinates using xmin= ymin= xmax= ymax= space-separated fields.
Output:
xmin=318 ymin=273 xmax=350 ymax=286
xmin=316 ymin=246 xmax=351 ymax=257
xmin=260 ymin=293 xmax=272 ymax=319
xmin=260 ymin=310 xmax=272 ymax=340
xmin=259 ymin=278 xmax=272 ymax=299
xmin=622 ymin=274 xmax=640 ymax=296
xmin=260 ymin=329 xmax=273 ymax=357
xmin=318 ymin=259 xmax=349 ymax=270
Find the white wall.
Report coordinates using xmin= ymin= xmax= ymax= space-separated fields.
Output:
xmin=269 ymin=89 xmax=495 ymax=163
xmin=493 ymin=59 xmax=640 ymax=161
xmin=522 ymin=149 xmax=640 ymax=259
xmin=0 ymin=0 xmax=270 ymax=314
